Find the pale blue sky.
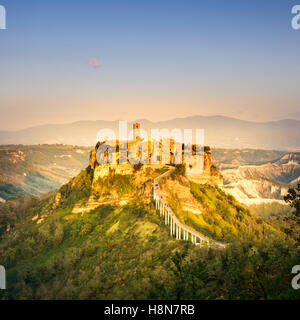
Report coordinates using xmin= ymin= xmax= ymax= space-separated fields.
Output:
xmin=0 ymin=0 xmax=300 ymax=129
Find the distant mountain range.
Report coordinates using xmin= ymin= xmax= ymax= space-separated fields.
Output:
xmin=0 ymin=116 xmax=299 ymax=150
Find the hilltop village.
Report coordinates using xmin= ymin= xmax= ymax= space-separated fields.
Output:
xmin=89 ymin=123 xmax=222 ymax=185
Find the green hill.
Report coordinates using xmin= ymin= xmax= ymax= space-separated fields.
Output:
xmin=0 ymin=164 xmax=299 ymax=300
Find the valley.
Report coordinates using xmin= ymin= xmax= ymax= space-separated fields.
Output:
xmin=0 ymin=145 xmax=90 ymax=200
xmin=219 ymin=153 xmax=300 ymax=215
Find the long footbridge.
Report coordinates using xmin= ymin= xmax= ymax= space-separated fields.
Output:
xmin=153 ymin=168 xmax=226 ymax=249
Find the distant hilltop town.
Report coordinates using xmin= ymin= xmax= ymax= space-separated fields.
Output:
xmin=90 ymin=122 xmax=210 ymax=168
xmin=89 ymin=123 xmax=222 ymax=185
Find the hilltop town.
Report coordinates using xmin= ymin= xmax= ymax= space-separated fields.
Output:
xmin=89 ymin=123 xmax=223 ymax=186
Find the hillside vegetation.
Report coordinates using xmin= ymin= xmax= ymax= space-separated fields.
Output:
xmin=161 ymin=174 xmax=282 ymax=243
xmin=0 ymin=164 xmax=299 ymax=300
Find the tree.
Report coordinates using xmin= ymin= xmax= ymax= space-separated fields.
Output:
xmin=284 ymin=183 xmax=300 ymax=218
xmin=284 ymin=183 xmax=300 ymax=243
xmin=169 ymin=249 xmax=189 ymax=299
